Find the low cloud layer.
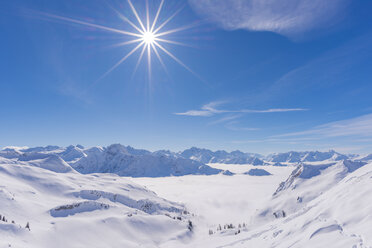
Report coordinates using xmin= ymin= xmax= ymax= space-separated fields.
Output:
xmin=188 ymin=0 xmax=349 ymax=38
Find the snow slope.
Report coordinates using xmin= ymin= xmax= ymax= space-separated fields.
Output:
xmin=359 ymin=154 xmax=372 ymax=161
xmin=188 ymin=160 xmax=372 ymax=248
xmin=259 ymin=160 xmax=367 ymax=222
xmin=18 ymin=153 xmax=74 ymax=173
xmin=0 ymin=159 xmax=192 ymax=248
xmin=1 ymin=144 xmax=371 ymax=248
xmin=133 ymin=164 xmax=294 ymax=244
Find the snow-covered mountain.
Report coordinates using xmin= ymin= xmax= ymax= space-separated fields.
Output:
xmin=267 ymin=150 xmax=349 ymax=163
xmin=0 ymin=148 xmax=22 ymax=159
xmin=21 ymin=145 xmax=62 ymax=153
xmin=0 ymin=144 xmax=222 ymax=177
xmin=178 ymin=148 xmax=352 ymax=165
xmin=72 ymin=144 xmax=222 ymax=177
xmin=180 ymin=147 xmax=216 ymax=163
xmin=0 ymin=146 xmax=357 ymax=171
xmin=18 ymin=153 xmax=74 ymax=173
xmin=195 ymin=160 xmax=371 ymax=247
xmin=244 ymin=168 xmax=272 ymax=176
xmin=1 ymin=144 xmax=372 ymax=247
xmin=180 ymin=147 xmax=265 ymax=165
xmin=217 ymin=160 xmax=372 ymax=247
xmin=0 ymin=157 xmax=191 ymax=248
xmin=59 ymin=145 xmax=86 ymax=162
xmin=359 ymin=153 xmax=372 ymax=161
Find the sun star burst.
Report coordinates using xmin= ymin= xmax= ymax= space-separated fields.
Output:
xmin=42 ymin=0 xmax=198 ymax=82
xmin=143 ymin=31 xmax=155 ymax=44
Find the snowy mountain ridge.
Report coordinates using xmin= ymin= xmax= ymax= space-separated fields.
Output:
xmin=0 ymin=144 xmax=223 ymax=177
xmin=0 ymin=158 xmax=192 ymax=248
xmin=220 ymin=160 xmax=372 ymax=247
xmin=266 ymin=150 xmax=349 ymax=163
xmin=0 ymin=145 xmax=370 ymax=178
xmin=2 ymin=145 xmax=361 ymax=164
xmin=1 ymin=144 xmax=372 ymax=247
xmin=72 ymin=144 xmax=221 ymax=177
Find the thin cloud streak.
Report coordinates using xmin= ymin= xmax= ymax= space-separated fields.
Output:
xmin=225 ymin=121 xmax=260 ymax=132
xmin=229 ymin=114 xmax=372 ymax=153
xmin=175 ymin=101 xmax=307 ymax=117
xmin=259 ymin=33 xmax=372 ymax=103
xmin=276 ymin=113 xmax=372 ymax=138
xmin=188 ymin=0 xmax=350 ymax=38
xmin=208 ymin=115 xmax=241 ymax=126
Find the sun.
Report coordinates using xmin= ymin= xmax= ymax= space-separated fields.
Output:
xmin=41 ymin=0 xmax=198 ymax=82
xmin=142 ymin=31 xmax=155 ymax=44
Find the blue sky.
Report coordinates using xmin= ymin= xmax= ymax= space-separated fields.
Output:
xmin=1 ymin=0 xmax=372 ymax=154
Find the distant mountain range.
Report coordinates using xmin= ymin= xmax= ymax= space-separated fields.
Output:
xmin=180 ymin=147 xmax=265 ymax=165
xmin=0 ymin=144 xmax=222 ymax=177
xmin=266 ymin=150 xmax=349 ymax=163
xmin=72 ymin=144 xmax=221 ymax=177
xmin=0 ymin=144 xmax=371 ymax=177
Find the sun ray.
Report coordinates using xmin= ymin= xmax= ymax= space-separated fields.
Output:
xmin=127 ymin=0 xmax=146 ymax=32
xmin=40 ymin=0 xmax=202 ymax=85
xmin=147 ymin=43 xmax=152 ymax=82
xmin=99 ymin=41 xmax=145 ymax=81
xmin=155 ymin=22 xmax=199 ymax=37
xmin=151 ymin=42 xmax=169 ymax=76
xmin=41 ymin=12 xmax=142 ymax=38
xmin=110 ymin=38 xmax=143 ymax=48
xmin=154 ymin=41 xmax=202 ymax=80
xmin=132 ymin=44 xmax=147 ymax=78
xmin=150 ymin=0 xmax=164 ymax=32
xmin=153 ymin=37 xmax=188 ymax=47
xmin=154 ymin=42 xmax=191 ymax=71
xmin=110 ymin=7 xmax=144 ymax=34
xmin=146 ymin=0 xmax=150 ymax=31
xmin=153 ymin=6 xmax=184 ymax=34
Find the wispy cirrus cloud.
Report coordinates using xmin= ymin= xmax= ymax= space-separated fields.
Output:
xmin=188 ymin=0 xmax=350 ymax=38
xmin=276 ymin=113 xmax=372 ymax=138
xmin=175 ymin=101 xmax=307 ymax=117
xmin=225 ymin=121 xmax=260 ymax=131
xmin=175 ymin=101 xmax=226 ymax=117
xmin=228 ymin=113 xmax=372 ymax=153
xmin=208 ymin=114 xmax=242 ymax=126
xmin=259 ymin=33 xmax=372 ymax=102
